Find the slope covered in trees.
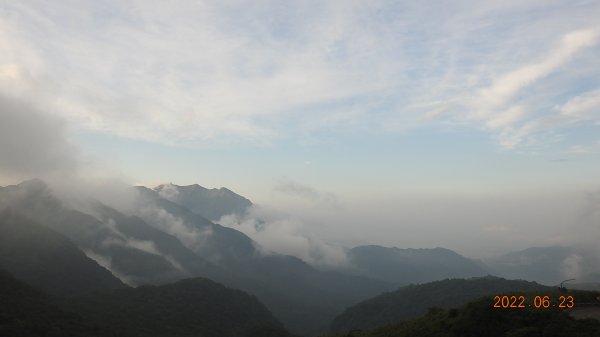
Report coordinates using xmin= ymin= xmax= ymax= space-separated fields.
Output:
xmin=326 ymin=291 xmax=600 ymax=337
xmin=329 ymin=276 xmax=552 ymax=333
xmin=0 ymin=269 xmax=292 ymax=337
xmin=66 ymin=277 xmax=291 ymax=337
xmin=0 ymin=208 xmax=125 ymax=296
xmin=0 ymin=269 xmax=111 ymax=337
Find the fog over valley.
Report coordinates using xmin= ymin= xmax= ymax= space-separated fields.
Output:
xmin=1 ymin=1 xmax=600 ymax=336
xmin=1 ymin=93 xmax=598 ymax=263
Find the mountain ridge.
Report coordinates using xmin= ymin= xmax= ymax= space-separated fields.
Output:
xmin=153 ymin=182 xmax=252 ymax=221
xmin=0 ymin=208 xmax=126 ymax=296
xmin=346 ymin=244 xmax=488 ymax=284
xmin=486 ymin=245 xmax=600 ymax=285
xmin=0 ymin=268 xmax=292 ymax=337
xmin=4 ymin=178 xmax=591 ymax=336
xmin=329 ymin=276 xmax=553 ymax=334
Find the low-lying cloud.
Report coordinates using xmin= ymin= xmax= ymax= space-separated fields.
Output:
xmin=137 ymin=203 xmax=214 ymax=253
xmin=219 ymin=205 xmax=349 ymax=269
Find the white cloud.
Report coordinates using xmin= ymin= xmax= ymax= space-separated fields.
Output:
xmin=219 ymin=205 xmax=350 ymax=269
xmin=0 ymin=1 xmax=599 ymax=150
xmin=136 ymin=204 xmax=214 ymax=252
xmin=477 ymin=29 xmax=598 ymax=110
xmin=462 ymin=28 xmax=600 ymax=148
xmin=485 ymin=105 xmax=526 ymax=129
xmin=561 ymin=253 xmax=583 ymax=280
xmin=83 ymin=249 xmax=135 ymax=286
xmin=558 ymin=88 xmax=600 ymax=119
xmin=156 ymin=183 xmax=179 ymax=201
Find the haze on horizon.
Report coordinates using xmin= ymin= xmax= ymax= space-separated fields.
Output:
xmin=0 ymin=0 xmax=599 ymax=259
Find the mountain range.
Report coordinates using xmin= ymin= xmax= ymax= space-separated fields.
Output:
xmin=1 ymin=178 xmax=597 ymax=336
xmin=346 ymin=245 xmax=487 ymax=284
xmin=486 ymin=246 xmax=600 ymax=286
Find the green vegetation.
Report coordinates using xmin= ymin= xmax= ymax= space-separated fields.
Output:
xmin=325 ymin=292 xmax=600 ymax=337
xmin=66 ymin=277 xmax=291 ymax=337
xmin=0 ymin=269 xmax=292 ymax=337
xmin=330 ymin=276 xmax=551 ymax=333
xmin=0 ymin=269 xmax=110 ymax=337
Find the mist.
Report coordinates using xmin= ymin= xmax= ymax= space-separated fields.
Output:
xmin=259 ymin=184 xmax=600 ymax=260
xmin=219 ymin=205 xmax=350 ymax=269
xmin=0 ymin=93 xmax=77 ymax=181
xmin=0 ymin=0 xmax=598 ymax=269
xmin=0 ymin=67 xmax=598 ymax=277
xmin=0 ymin=93 xmax=138 ymax=213
xmin=2 ymin=2 xmax=600 ymax=336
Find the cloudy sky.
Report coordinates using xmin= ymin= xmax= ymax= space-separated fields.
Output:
xmin=1 ymin=0 xmax=599 ymax=257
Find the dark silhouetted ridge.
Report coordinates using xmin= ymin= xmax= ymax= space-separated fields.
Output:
xmin=0 ymin=208 xmax=125 ymax=296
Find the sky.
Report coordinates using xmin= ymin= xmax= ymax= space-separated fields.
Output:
xmin=1 ymin=0 xmax=599 ymax=258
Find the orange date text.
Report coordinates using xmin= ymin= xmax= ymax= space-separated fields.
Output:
xmin=492 ymin=295 xmax=574 ymax=309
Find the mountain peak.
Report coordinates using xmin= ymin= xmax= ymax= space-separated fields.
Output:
xmin=150 ymin=182 xmax=252 ymax=221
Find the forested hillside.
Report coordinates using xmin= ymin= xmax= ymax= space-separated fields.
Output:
xmin=329 ymin=276 xmax=551 ymax=333
xmin=326 ymin=291 xmax=600 ymax=337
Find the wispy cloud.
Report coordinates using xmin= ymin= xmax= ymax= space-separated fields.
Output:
xmin=558 ymin=88 xmax=600 ymax=120
xmin=475 ymin=29 xmax=598 ymax=111
xmin=460 ymin=28 xmax=600 ymax=148
xmin=274 ymin=180 xmax=340 ymax=208
xmin=0 ymin=1 xmax=599 ymax=150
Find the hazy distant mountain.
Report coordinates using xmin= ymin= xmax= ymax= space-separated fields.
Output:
xmin=486 ymin=246 xmax=600 ymax=285
xmin=154 ymin=183 xmax=252 ymax=221
xmin=0 ymin=208 xmax=125 ymax=296
xmin=347 ymin=245 xmax=487 ymax=284
xmin=329 ymin=276 xmax=552 ymax=334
